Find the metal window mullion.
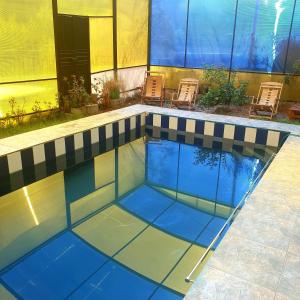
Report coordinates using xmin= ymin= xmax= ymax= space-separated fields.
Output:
xmin=228 ymin=0 xmax=239 ymax=82
xmin=283 ymin=0 xmax=298 ymax=74
xmin=184 ymin=0 xmax=191 ymax=68
xmin=147 ymin=0 xmax=152 ymax=71
xmin=113 ymin=0 xmax=118 ymax=79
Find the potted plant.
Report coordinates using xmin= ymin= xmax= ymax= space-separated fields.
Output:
xmin=84 ymin=94 xmax=99 ymax=115
xmin=102 ymin=79 xmax=124 ymax=108
xmin=62 ymin=75 xmax=98 ymax=115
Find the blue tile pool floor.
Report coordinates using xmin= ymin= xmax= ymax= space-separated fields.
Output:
xmin=0 ymin=185 xmax=230 ymax=299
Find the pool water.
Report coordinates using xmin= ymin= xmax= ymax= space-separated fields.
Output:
xmin=0 ymin=137 xmax=274 ymax=300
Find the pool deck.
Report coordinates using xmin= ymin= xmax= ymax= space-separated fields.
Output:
xmin=1 ymin=104 xmax=300 ymax=299
xmin=185 ymin=134 xmax=300 ymax=300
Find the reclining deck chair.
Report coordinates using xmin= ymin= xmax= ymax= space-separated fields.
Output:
xmin=170 ymin=78 xmax=199 ymax=110
xmin=141 ymin=71 xmax=165 ymax=107
xmin=249 ymin=82 xmax=283 ymax=120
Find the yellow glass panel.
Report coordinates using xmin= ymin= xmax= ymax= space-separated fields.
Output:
xmin=0 ymin=285 xmax=16 ymax=300
xmin=164 ymin=245 xmax=212 ymax=294
xmin=0 ymin=173 xmax=66 ymax=270
xmin=115 ymin=227 xmax=190 ymax=282
xmin=58 ymin=0 xmax=112 ymax=16
xmin=0 ymin=0 xmax=56 ymax=82
xmin=94 ymin=150 xmax=115 ymax=188
xmin=150 ymin=67 xmax=203 ymax=89
xmin=119 ymin=138 xmax=145 ymax=197
xmin=117 ymin=0 xmax=148 ymax=68
xmin=0 ymin=80 xmax=58 ymax=117
xmin=235 ymin=72 xmax=299 ymax=102
xmin=73 ymin=205 xmax=146 ymax=256
xmin=71 ymin=183 xmax=115 ymax=224
xmin=90 ymin=18 xmax=114 ymax=73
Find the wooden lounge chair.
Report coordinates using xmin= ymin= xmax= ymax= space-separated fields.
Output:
xmin=170 ymin=78 xmax=199 ymax=110
xmin=141 ymin=71 xmax=165 ymax=107
xmin=249 ymin=82 xmax=283 ymax=120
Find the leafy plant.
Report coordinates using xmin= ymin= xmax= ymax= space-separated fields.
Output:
xmin=92 ymin=78 xmax=124 ymax=108
xmin=32 ymin=100 xmax=42 ymax=119
xmin=284 ymin=59 xmax=300 ymax=85
xmin=7 ymin=97 xmax=26 ymax=125
xmin=103 ymin=79 xmax=122 ymax=100
xmin=63 ymin=75 xmax=91 ymax=108
xmin=44 ymin=100 xmax=58 ymax=119
xmin=199 ymin=67 xmax=249 ymax=107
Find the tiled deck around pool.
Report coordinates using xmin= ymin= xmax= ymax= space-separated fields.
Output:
xmin=1 ymin=104 xmax=300 ymax=299
xmin=185 ymin=135 xmax=300 ymax=300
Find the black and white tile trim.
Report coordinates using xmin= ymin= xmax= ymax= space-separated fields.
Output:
xmin=146 ymin=113 xmax=289 ymax=149
xmin=0 ymin=114 xmax=145 ymax=196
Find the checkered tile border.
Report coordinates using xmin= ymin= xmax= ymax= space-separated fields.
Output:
xmin=0 ymin=114 xmax=145 ymax=196
xmin=146 ymin=113 xmax=289 ymax=149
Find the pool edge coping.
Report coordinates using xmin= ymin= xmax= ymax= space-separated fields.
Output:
xmin=1 ymin=104 xmax=300 ymax=157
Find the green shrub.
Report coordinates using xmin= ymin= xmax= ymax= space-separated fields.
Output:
xmin=199 ymin=67 xmax=249 ymax=107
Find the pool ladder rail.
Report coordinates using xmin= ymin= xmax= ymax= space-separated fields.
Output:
xmin=185 ymin=152 xmax=276 ymax=283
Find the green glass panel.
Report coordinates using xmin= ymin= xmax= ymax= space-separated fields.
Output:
xmin=0 ymin=0 xmax=56 ymax=82
xmin=119 ymin=138 xmax=145 ymax=197
xmin=71 ymin=183 xmax=115 ymax=224
xmin=0 ymin=80 xmax=58 ymax=117
xmin=117 ymin=0 xmax=148 ymax=68
xmin=0 ymin=173 xmax=67 ymax=270
xmin=58 ymin=0 xmax=112 ymax=16
xmin=90 ymin=18 xmax=114 ymax=73
xmin=115 ymin=227 xmax=190 ymax=283
xmin=73 ymin=205 xmax=146 ymax=256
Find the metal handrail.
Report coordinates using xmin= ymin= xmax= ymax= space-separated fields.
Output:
xmin=185 ymin=152 xmax=276 ymax=283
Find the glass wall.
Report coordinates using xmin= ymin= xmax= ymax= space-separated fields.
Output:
xmin=90 ymin=18 xmax=114 ymax=73
xmin=186 ymin=0 xmax=236 ymax=68
xmin=0 ymin=0 xmax=57 ymax=115
xmin=151 ymin=0 xmax=299 ymax=74
xmin=0 ymin=0 xmax=149 ymax=116
xmin=117 ymin=0 xmax=148 ymax=68
xmin=151 ymin=0 xmax=188 ymax=67
xmin=232 ymin=0 xmax=294 ymax=72
xmin=57 ymin=0 xmax=112 ymax=16
xmin=150 ymin=0 xmax=300 ymax=101
xmin=286 ymin=0 xmax=300 ymax=73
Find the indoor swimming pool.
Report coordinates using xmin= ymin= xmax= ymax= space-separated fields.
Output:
xmin=0 ymin=135 xmax=276 ymax=300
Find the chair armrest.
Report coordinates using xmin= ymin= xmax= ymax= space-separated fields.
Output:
xmin=249 ymin=96 xmax=255 ymax=104
xmin=170 ymin=92 xmax=178 ymax=101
